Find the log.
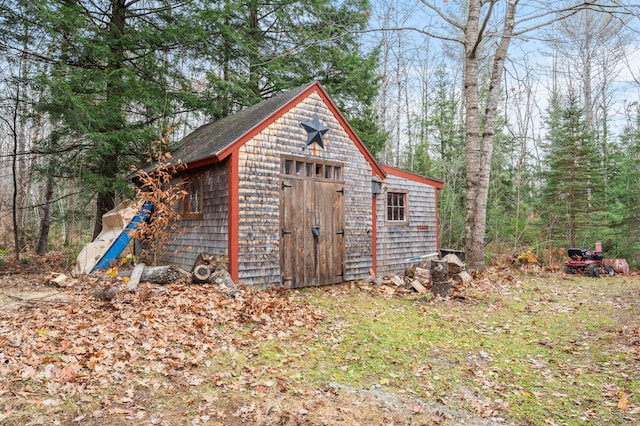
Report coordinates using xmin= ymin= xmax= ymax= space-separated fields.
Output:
xmin=410 ymin=279 xmax=427 ymax=294
xmin=390 ymin=275 xmax=404 ymax=287
xmin=119 ymin=265 xmax=190 ymax=285
xmin=45 ymin=273 xmax=72 ymax=288
xmin=93 ymin=284 xmax=118 ymax=301
xmin=192 ymin=264 xmax=212 ymax=283
xmin=127 ymin=263 xmax=145 ymax=292
xmin=415 ymin=267 xmax=430 ymax=281
xmin=430 ymin=259 xmax=449 ymax=283
xmin=443 ymin=253 xmax=465 ymax=275
xmin=209 ymin=268 xmax=239 ymax=297
xmin=191 ymin=252 xmax=216 ymax=272
xmin=430 ymin=259 xmax=451 ymax=297
xmin=452 ymin=270 xmax=473 ymax=285
xmin=191 ymin=252 xmax=217 ymax=283
xmin=404 ymin=266 xmax=416 ymax=279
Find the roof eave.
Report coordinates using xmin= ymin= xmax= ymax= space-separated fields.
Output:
xmin=382 ymin=165 xmax=444 ymax=189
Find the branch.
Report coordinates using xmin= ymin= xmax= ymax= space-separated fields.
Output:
xmin=358 ymin=26 xmax=463 ymax=46
xmin=126 ymin=2 xmax=190 ymax=19
xmin=22 ymin=190 xmax=85 ymax=210
xmin=471 ymin=0 xmax=498 ymax=58
xmin=512 ymin=1 xmax=637 ymax=37
xmin=417 ymin=0 xmax=465 ymax=31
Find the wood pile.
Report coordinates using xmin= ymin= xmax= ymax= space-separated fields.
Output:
xmin=398 ymin=253 xmax=472 ymax=297
xmin=96 ymin=254 xmax=239 ymax=301
xmin=190 ymin=252 xmax=239 ymax=297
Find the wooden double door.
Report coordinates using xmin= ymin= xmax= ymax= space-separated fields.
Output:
xmin=280 ymin=158 xmax=345 ymax=288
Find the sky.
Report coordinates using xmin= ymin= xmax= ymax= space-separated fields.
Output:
xmin=363 ymin=0 xmax=640 ymax=159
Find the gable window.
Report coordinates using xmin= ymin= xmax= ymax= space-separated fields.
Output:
xmin=183 ymin=175 xmax=204 ymax=219
xmin=386 ymin=191 xmax=407 ymax=223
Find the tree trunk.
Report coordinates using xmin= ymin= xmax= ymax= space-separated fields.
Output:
xmin=118 ymin=265 xmax=190 ymax=285
xmin=10 ymin=84 xmax=21 ymax=261
xmin=36 ymin=172 xmax=55 ymax=255
xmin=452 ymin=270 xmax=473 ymax=285
xmin=93 ymin=0 xmax=126 ymax=240
xmin=92 ymin=191 xmax=115 ymax=240
xmin=464 ymin=0 xmax=517 ymax=270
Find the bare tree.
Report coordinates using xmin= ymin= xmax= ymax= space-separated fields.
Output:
xmin=503 ymin=55 xmax=545 ymax=250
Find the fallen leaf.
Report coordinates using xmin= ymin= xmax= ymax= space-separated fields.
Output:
xmin=618 ymin=391 xmax=627 ymax=411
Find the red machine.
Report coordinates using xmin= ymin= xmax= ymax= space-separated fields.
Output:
xmin=564 ymin=241 xmax=615 ymax=277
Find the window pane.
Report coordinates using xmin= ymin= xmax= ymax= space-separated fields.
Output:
xmin=387 ymin=192 xmax=406 ymax=222
xmin=306 ymin=163 xmax=313 ymax=177
xmin=296 ymin=161 xmax=303 ymax=176
xmin=284 ymin=160 xmax=293 ymax=175
xmin=185 ymin=177 xmax=203 ymax=215
xmin=325 ymin=166 xmax=332 ymax=179
xmin=334 ymin=167 xmax=341 ymax=180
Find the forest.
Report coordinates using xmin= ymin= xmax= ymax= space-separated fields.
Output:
xmin=1 ymin=0 xmax=639 ymax=269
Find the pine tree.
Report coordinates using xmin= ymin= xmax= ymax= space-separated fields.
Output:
xmin=606 ymin=116 xmax=640 ymax=265
xmin=187 ymin=0 xmax=384 ymax=153
xmin=25 ymin=1 xmax=197 ymax=239
xmin=541 ymin=91 xmax=605 ymax=248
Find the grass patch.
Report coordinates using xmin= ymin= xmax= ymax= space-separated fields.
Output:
xmin=244 ymin=275 xmax=640 ymax=424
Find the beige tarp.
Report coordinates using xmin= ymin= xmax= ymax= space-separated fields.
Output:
xmin=72 ymin=200 xmax=139 ymax=275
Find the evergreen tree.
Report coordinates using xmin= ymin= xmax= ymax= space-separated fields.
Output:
xmin=541 ymin=91 xmax=605 ymax=248
xmin=606 ymin=118 xmax=640 ymax=266
xmin=402 ymin=65 xmax=466 ymax=249
xmin=22 ymin=1 xmax=197 ymax=238
xmin=188 ymin=0 xmax=384 ymax=154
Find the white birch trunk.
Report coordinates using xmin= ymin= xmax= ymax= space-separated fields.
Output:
xmin=464 ymin=0 xmax=518 ymax=270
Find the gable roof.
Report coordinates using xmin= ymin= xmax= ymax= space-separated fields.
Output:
xmin=170 ymin=81 xmax=386 ymax=178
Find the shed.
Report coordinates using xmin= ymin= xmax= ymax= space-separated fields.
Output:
xmin=159 ymin=81 xmax=444 ymax=288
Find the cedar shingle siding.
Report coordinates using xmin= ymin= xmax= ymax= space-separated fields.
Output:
xmin=158 ymin=162 xmax=229 ymax=271
xmin=376 ymin=172 xmax=439 ymax=276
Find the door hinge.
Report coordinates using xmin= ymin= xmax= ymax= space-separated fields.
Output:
xmin=281 ymin=276 xmax=292 ymax=285
xmin=282 ymin=228 xmax=292 ymax=236
xmin=336 ymin=188 xmax=344 ymax=194
xmin=336 ymin=229 xmax=344 ymax=235
xmin=282 ymin=182 xmax=292 ymax=190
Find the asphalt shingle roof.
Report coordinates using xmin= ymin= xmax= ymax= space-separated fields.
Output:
xmin=170 ymin=84 xmax=311 ymax=165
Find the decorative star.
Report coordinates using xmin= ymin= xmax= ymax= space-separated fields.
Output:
xmin=300 ymin=114 xmax=329 ymax=148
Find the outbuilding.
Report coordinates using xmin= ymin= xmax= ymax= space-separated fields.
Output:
xmin=159 ymin=81 xmax=443 ymax=288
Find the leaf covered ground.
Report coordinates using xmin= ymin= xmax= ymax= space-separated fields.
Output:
xmin=0 ymin=256 xmax=639 ymax=425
